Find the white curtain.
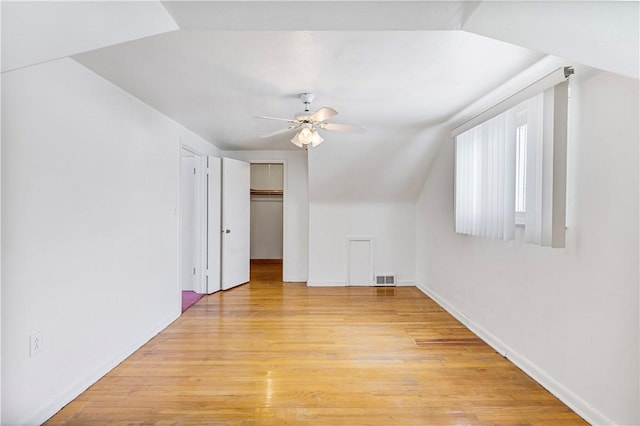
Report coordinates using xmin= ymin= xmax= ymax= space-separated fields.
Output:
xmin=455 ymin=81 xmax=568 ymax=247
xmin=523 ymin=93 xmax=545 ymax=245
xmin=524 ymin=83 xmax=569 ymax=247
xmin=455 ymin=110 xmax=516 ymax=240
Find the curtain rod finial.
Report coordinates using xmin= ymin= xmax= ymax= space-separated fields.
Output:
xmin=564 ymin=67 xmax=575 ymax=78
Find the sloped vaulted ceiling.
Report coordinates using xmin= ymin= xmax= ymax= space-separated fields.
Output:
xmin=1 ymin=1 xmax=178 ymax=72
xmin=69 ymin=2 xmax=543 ymax=202
xmin=3 ymin=1 xmax=638 ymax=202
xmin=464 ymin=1 xmax=639 ymax=80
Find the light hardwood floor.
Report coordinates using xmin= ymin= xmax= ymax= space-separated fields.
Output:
xmin=47 ymin=261 xmax=587 ymax=425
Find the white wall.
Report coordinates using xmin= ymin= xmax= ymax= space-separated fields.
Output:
xmin=223 ymin=151 xmax=308 ymax=282
xmin=307 ymin=126 xmax=446 ymax=203
xmin=415 ymin=71 xmax=639 ymax=425
xmin=308 ymin=202 xmax=416 ymax=286
xmin=1 ymin=57 xmax=219 ymax=425
xmin=181 ymin=135 xmax=220 ymax=158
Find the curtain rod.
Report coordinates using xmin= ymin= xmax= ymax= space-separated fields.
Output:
xmin=451 ymin=66 xmax=574 ymax=138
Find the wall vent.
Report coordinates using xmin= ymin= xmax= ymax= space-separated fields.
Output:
xmin=375 ymin=275 xmax=395 ymax=286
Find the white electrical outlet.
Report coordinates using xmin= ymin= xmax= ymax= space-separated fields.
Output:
xmin=30 ymin=332 xmax=42 ymax=356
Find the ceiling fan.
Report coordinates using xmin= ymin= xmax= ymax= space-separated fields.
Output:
xmin=256 ymin=93 xmax=365 ymax=148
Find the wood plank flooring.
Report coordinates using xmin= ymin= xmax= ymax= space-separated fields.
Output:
xmin=46 ymin=261 xmax=587 ymax=425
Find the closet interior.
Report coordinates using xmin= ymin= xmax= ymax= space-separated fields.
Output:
xmin=250 ymin=163 xmax=284 ymax=262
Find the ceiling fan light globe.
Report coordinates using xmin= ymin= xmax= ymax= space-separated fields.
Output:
xmin=310 ymin=130 xmax=324 ymax=147
xmin=299 ymin=127 xmax=313 ymax=143
xmin=290 ymin=133 xmax=304 ymax=148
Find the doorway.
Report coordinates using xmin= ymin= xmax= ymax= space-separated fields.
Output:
xmin=179 ymin=151 xmax=251 ymax=310
xmin=180 ymin=147 xmax=207 ymax=311
xmin=180 ymin=150 xmax=196 ymax=292
xmin=250 ymin=163 xmax=284 ymax=279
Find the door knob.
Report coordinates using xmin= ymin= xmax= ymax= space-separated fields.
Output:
xmin=225 ymin=229 xmax=231 ymax=234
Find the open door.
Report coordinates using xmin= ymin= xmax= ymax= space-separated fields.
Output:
xmin=221 ymin=157 xmax=250 ymax=290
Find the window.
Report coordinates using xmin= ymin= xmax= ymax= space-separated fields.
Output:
xmin=514 ymin=123 xmax=527 ymax=224
xmin=454 ymin=67 xmax=571 ymax=248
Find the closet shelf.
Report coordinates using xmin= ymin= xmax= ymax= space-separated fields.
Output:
xmin=250 ymin=189 xmax=283 ymax=196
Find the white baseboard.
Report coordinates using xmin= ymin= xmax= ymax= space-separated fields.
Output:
xmin=307 ymin=280 xmax=415 ymax=287
xmin=26 ymin=310 xmax=180 ymax=426
xmin=283 ymin=276 xmax=308 ymax=283
xmin=307 ymin=280 xmax=346 ymax=287
xmin=416 ymin=282 xmax=613 ymax=426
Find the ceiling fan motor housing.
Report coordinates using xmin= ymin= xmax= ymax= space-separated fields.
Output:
xmin=296 ymin=93 xmax=315 ymax=120
xmin=299 ymin=92 xmax=315 ymax=105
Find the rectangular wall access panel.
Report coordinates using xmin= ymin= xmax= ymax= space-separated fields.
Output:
xmin=348 ymin=239 xmax=372 ymax=286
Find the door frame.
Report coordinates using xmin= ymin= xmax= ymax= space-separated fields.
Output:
xmin=180 ymin=144 xmax=208 ymax=295
xmin=346 ymin=236 xmax=374 ymax=286
xmin=179 ymin=152 xmax=197 ymax=292
xmin=249 ymin=159 xmax=288 ymax=279
xmin=206 ymin=156 xmax=222 ymax=294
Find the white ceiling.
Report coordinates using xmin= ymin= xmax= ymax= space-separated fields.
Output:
xmin=160 ymin=1 xmax=482 ymax=31
xmin=3 ymin=1 xmax=637 ymax=202
xmin=74 ymin=29 xmax=542 ymax=151
xmin=463 ymin=1 xmax=639 ymax=80
xmin=1 ymin=1 xmax=177 ymax=72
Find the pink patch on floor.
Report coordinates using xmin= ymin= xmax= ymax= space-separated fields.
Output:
xmin=182 ymin=291 xmax=204 ymax=313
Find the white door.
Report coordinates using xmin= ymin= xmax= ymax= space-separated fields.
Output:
xmin=221 ymin=157 xmax=250 ymax=290
xmin=206 ymin=156 xmax=222 ymax=293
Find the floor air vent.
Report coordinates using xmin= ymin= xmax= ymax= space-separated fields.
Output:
xmin=375 ymin=275 xmax=395 ymax=286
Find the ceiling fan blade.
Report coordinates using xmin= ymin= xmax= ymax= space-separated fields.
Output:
xmin=320 ymin=122 xmax=366 ymax=133
xmin=260 ymin=125 xmax=300 ymax=138
xmin=310 ymin=107 xmax=338 ymax=123
xmin=255 ymin=115 xmax=300 ymax=124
